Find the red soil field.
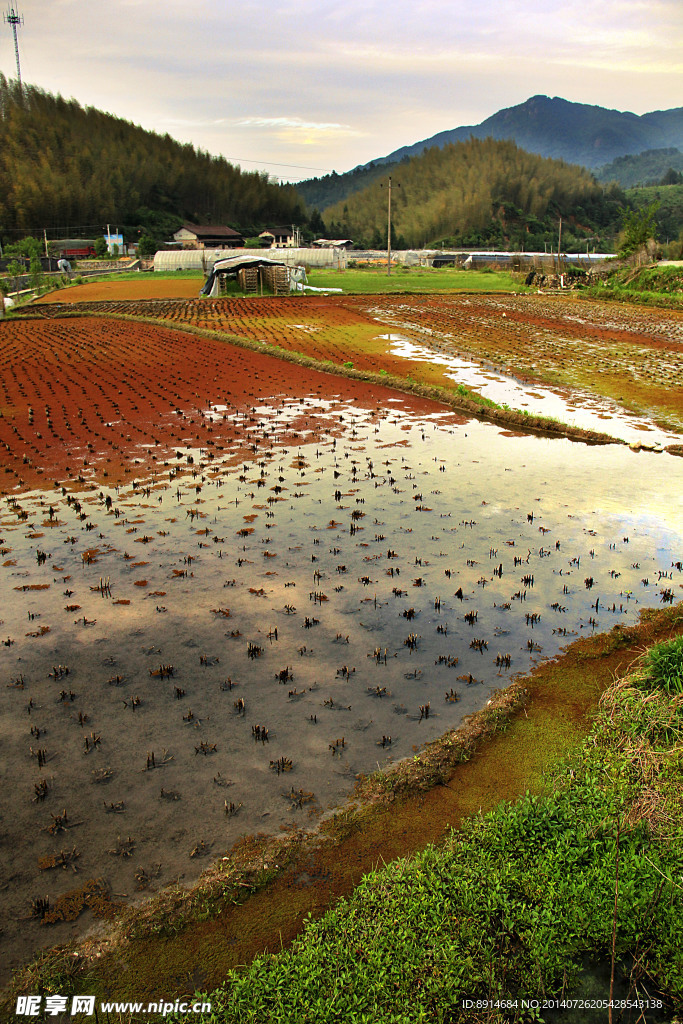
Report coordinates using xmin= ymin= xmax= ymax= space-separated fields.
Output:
xmin=34 ymin=277 xmax=203 ymax=303
xmin=31 ymin=292 xmax=683 ymax=428
xmin=0 ymin=315 xmax=459 ymax=493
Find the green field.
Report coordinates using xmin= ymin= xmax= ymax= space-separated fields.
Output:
xmin=33 ymin=264 xmax=530 ymax=299
xmin=306 ymin=265 xmax=530 ymax=294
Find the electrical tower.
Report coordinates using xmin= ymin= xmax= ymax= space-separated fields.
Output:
xmin=4 ymin=5 xmax=24 ymax=94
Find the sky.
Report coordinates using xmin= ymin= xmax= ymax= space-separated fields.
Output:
xmin=2 ymin=0 xmax=682 ymax=183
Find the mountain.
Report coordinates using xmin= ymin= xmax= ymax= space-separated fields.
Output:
xmin=295 ymin=96 xmax=683 ymax=213
xmin=595 ymin=148 xmax=683 ymax=188
xmin=375 ymin=96 xmax=683 ymax=171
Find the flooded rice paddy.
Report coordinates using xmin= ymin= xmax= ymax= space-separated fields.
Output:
xmin=1 ymin=388 xmax=682 ymax=979
xmin=28 ymin=292 xmax=683 ymax=439
xmin=1 ymin=300 xmax=683 ymax=983
xmin=384 ymin=334 xmax=681 ymax=447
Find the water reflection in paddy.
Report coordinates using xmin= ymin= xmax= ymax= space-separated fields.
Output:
xmin=384 ymin=334 xmax=681 ymax=447
xmin=0 ymin=394 xmax=682 ymax=978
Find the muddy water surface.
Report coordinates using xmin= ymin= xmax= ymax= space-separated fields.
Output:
xmin=1 ymin=391 xmax=682 ymax=981
xmin=384 ymin=334 xmax=681 ymax=447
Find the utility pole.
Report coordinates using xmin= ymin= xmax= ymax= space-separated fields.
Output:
xmin=4 ymin=5 xmax=24 ymax=95
xmin=381 ymin=176 xmax=400 ymax=276
xmin=557 ymin=216 xmax=563 ymax=275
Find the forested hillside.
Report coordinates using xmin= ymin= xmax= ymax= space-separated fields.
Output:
xmin=0 ymin=76 xmax=304 ymax=242
xmin=625 ymin=184 xmax=683 ymax=244
xmin=295 ymin=161 xmax=395 ymax=219
xmin=298 ymin=97 xmax=683 ymax=212
xmin=323 ymin=137 xmax=626 ymax=251
xmin=595 ymin=148 xmax=683 ymax=188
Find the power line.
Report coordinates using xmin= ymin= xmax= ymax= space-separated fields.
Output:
xmin=3 ymin=224 xmax=106 ymax=235
xmin=227 ymin=156 xmax=334 ymax=174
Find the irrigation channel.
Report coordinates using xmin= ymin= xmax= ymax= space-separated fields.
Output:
xmin=1 ymin=393 xmax=682 ymax=981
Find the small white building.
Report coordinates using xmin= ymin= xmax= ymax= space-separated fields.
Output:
xmin=258 ymin=226 xmax=297 ymax=248
xmin=311 ymin=238 xmax=354 ymax=250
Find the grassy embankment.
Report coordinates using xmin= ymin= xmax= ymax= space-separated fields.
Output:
xmin=584 ymin=265 xmax=683 ymax=309
xmin=166 ymin=617 xmax=683 ymax=1024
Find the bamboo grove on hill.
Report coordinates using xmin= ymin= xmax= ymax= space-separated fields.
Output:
xmin=323 ymin=137 xmax=626 ymax=251
xmin=0 ymin=76 xmax=304 ymax=239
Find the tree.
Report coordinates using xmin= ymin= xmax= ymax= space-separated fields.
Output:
xmin=28 ymin=251 xmax=43 ymax=287
xmin=137 ymin=234 xmax=157 ymax=257
xmin=4 ymin=235 xmax=41 ymax=260
xmin=308 ymin=208 xmax=326 ymax=236
xmin=4 ymin=235 xmax=43 ymax=290
xmin=618 ymin=202 xmax=659 ymax=258
xmin=660 ymin=167 xmax=682 ymax=186
xmin=93 ymin=236 xmax=108 ymax=259
xmin=5 ymin=257 xmax=24 ymax=292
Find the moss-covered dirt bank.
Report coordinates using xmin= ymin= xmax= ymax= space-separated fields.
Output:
xmin=4 ymin=603 xmax=682 ymax=1017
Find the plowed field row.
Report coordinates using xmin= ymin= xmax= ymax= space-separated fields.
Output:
xmin=28 ymin=292 xmax=683 ymax=431
xmin=1 ymin=316 xmax=446 ymax=493
xmin=34 ymin=276 xmax=202 ymax=303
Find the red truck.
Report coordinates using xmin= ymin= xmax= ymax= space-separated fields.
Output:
xmin=59 ymin=244 xmax=97 ymax=258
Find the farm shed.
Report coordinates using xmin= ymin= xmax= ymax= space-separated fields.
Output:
xmin=199 ymin=254 xmax=290 ymax=296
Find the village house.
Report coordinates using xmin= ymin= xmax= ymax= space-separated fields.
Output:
xmin=258 ymin=226 xmax=298 ymax=248
xmin=173 ymin=223 xmax=245 ymax=249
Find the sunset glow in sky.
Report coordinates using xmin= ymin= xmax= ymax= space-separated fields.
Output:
xmin=4 ymin=0 xmax=682 ymax=181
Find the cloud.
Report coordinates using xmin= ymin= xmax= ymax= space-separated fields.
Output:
xmin=234 ymin=116 xmax=364 ymax=137
xmin=10 ymin=0 xmax=683 ymax=175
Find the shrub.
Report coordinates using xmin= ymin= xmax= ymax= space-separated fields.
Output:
xmin=644 ymin=636 xmax=683 ymax=695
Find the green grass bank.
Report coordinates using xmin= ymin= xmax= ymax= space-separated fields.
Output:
xmin=584 ymin=264 xmax=683 ymax=309
xmin=165 ymin=620 xmax=683 ymax=1024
